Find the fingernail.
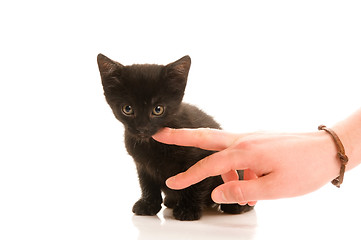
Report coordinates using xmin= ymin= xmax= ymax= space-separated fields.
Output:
xmin=165 ymin=177 xmax=176 ymax=188
xmin=152 ymin=128 xmax=171 ymax=141
xmin=212 ymin=189 xmax=226 ymax=203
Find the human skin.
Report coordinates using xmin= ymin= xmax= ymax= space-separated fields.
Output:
xmin=152 ymin=108 xmax=361 ymax=205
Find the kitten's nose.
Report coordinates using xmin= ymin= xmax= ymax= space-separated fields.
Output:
xmin=137 ymin=127 xmax=147 ymax=134
xmin=137 ymin=127 xmax=150 ymax=137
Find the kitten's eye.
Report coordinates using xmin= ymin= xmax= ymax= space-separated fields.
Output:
xmin=152 ymin=105 xmax=164 ymax=116
xmin=122 ymin=105 xmax=134 ymax=115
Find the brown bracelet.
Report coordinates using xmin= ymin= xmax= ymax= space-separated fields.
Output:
xmin=318 ymin=125 xmax=349 ymax=188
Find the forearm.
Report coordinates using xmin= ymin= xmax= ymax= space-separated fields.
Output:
xmin=333 ymin=108 xmax=361 ymax=171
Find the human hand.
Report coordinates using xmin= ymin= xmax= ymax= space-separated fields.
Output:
xmin=153 ymin=128 xmax=340 ymax=204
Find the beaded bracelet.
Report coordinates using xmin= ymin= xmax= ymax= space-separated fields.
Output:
xmin=318 ymin=125 xmax=349 ymax=188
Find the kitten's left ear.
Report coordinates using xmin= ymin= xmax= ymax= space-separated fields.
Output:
xmin=165 ymin=55 xmax=191 ymax=81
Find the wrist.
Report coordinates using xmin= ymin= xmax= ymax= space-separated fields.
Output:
xmin=316 ymin=130 xmax=342 ymax=182
xmin=318 ymin=125 xmax=349 ymax=187
xmin=332 ymin=109 xmax=361 ymax=171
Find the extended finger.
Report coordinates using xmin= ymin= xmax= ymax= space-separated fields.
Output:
xmin=166 ymin=149 xmax=262 ymax=190
xmin=152 ymin=127 xmax=241 ymax=151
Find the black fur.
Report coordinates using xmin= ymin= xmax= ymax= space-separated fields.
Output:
xmin=97 ymin=54 xmax=253 ymax=220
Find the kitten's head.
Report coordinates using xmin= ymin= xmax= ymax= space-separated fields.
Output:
xmin=97 ymin=54 xmax=191 ymax=139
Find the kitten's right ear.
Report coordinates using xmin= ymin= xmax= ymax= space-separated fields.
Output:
xmin=97 ymin=53 xmax=123 ymax=78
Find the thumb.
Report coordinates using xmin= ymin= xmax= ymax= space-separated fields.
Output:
xmin=211 ymin=177 xmax=271 ymax=204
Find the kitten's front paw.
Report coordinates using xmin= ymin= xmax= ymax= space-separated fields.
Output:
xmin=221 ymin=204 xmax=254 ymax=214
xmin=132 ymin=199 xmax=162 ymax=216
xmin=173 ymin=205 xmax=202 ymax=221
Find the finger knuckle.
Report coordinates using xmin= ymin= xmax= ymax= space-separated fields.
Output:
xmin=235 ymin=139 xmax=257 ymax=151
xmin=194 ymin=157 xmax=214 ymax=176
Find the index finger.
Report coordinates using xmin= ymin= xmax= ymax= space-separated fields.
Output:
xmin=152 ymin=128 xmax=241 ymax=151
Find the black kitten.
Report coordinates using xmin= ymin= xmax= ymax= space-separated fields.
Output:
xmin=97 ymin=54 xmax=253 ymax=220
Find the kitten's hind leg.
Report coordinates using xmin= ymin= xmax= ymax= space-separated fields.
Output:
xmin=220 ymin=204 xmax=254 ymax=214
xmin=163 ymin=195 xmax=177 ymax=209
xmin=173 ymin=201 xmax=202 ymax=221
xmin=172 ymin=184 xmax=208 ymax=221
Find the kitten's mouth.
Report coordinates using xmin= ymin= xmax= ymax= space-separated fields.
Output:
xmin=137 ymin=133 xmax=151 ymax=139
xmin=134 ymin=133 xmax=154 ymax=143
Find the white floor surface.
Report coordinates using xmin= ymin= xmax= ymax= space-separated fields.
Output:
xmin=1 ymin=1 xmax=361 ymax=239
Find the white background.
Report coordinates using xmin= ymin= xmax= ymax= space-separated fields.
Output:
xmin=1 ymin=1 xmax=360 ymax=239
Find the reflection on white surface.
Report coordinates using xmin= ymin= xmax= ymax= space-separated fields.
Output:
xmin=132 ymin=207 xmax=257 ymax=240
xmin=128 ymin=179 xmax=361 ymax=240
